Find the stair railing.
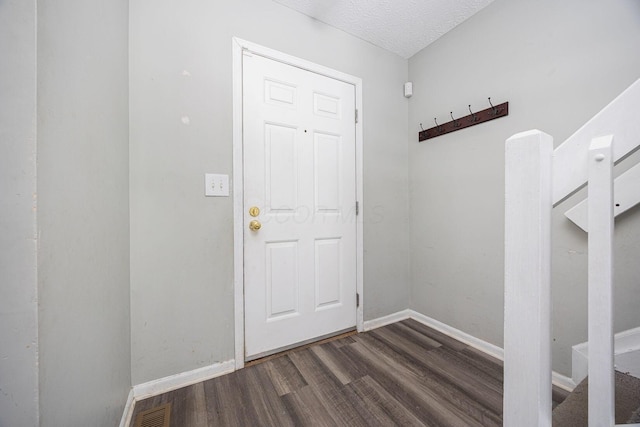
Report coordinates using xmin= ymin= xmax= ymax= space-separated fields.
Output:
xmin=503 ymin=78 xmax=640 ymax=427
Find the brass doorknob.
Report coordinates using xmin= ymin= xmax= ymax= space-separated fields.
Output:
xmin=249 ymin=220 xmax=262 ymax=231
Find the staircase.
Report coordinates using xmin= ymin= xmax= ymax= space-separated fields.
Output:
xmin=552 ymin=371 xmax=640 ymax=426
xmin=503 ymin=78 xmax=640 ymax=427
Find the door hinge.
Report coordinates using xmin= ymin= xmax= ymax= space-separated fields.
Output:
xmin=355 ymin=201 xmax=359 ymax=216
xmin=356 ymin=293 xmax=360 ymax=308
xmin=355 ymin=109 xmax=359 ymax=124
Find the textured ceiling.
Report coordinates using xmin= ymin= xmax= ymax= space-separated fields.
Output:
xmin=272 ymin=0 xmax=494 ymax=59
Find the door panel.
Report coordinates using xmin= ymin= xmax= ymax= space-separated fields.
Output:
xmin=265 ymin=124 xmax=298 ymax=210
xmin=243 ymin=52 xmax=357 ymax=359
xmin=315 ymin=238 xmax=342 ymax=309
xmin=265 ymin=241 xmax=299 ymax=319
xmin=314 ymin=132 xmax=341 ymax=211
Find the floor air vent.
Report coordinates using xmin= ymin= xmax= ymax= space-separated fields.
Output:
xmin=134 ymin=403 xmax=171 ymax=427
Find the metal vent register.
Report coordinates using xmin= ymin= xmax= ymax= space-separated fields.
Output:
xmin=134 ymin=403 xmax=171 ymax=427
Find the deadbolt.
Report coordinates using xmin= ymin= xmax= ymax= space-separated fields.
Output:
xmin=249 ymin=206 xmax=260 ymax=217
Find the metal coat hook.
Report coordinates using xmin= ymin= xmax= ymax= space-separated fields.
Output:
xmin=450 ymin=111 xmax=460 ymax=128
xmin=420 ymin=123 xmax=424 ymax=131
xmin=434 ymin=117 xmax=443 ymax=133
xmin=468 ymin=105 xmax=478 ymax=122
xmin=488 ymin=97 xmax=498 ymax=116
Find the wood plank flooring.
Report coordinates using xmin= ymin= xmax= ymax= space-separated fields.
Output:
xmin=130 ymin=319 xmax=564 ymax=426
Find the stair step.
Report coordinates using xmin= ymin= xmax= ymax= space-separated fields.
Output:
xmin=552 ymin=371 xmax=640 ymax=426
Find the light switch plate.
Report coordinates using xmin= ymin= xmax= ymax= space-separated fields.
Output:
xmin=205 ymin=173 xmax=229 ymax=197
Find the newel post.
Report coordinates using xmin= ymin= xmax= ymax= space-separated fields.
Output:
xmin=587 ymin=135 xmax=615 ymax=427
xmin=504 ymin=130 xmax=554 ymax=427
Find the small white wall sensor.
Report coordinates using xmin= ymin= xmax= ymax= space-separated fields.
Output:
xmin=404 ymin=82 xmax=413 ymax=98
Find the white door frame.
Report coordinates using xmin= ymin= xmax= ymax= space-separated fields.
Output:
xmin=232 ymin=37 xmax=364 ymax=370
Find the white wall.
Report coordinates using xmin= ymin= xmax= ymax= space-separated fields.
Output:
xmin=0 ymin=1 xmax=39 ymax=425
xmin=408 ymin=0 xmax=640 ymax=376
xmin=36 ymin=0 xmax=131 ymax=425
xmin=130 ymin=0 xmax=410 ymax=384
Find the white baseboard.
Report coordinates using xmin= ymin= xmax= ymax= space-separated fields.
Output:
xmin=363 ymin=309 xmax=411 ymax=331
xmin=132 ymin=359 xmax=235 ymax=401
xmin=118 ymin=388 xmax=135 ymax=427
xmin=407 ymin=310 xmax=504 ymax=362
xmin=365 ymin=309 xmax=577 ymax=391
xmin=552 ymin=371 xmax=577 ymax=392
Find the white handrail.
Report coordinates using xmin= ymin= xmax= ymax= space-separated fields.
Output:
xmin=503 ymin=131 xmax=640 ymax=427
xmin=503 ymin=131 xmax=619 ymax=426
xmin=552 ymin=79 xmax=640 ymax=205
xmin=504 ymin=79 xmax=640 ymax=427
xmin=503 ymin=132 xmax=619 ymax=427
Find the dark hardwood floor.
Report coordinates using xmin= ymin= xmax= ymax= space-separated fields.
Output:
xmin=130 ymin=319 xmax=566 ymax=426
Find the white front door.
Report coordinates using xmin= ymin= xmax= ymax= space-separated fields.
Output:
xmin=242 ymin=52 xmax=357 ymax=359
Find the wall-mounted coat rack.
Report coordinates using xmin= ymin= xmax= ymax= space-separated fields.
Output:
xmin=419 ymin=98 xmax=509 ymax=142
